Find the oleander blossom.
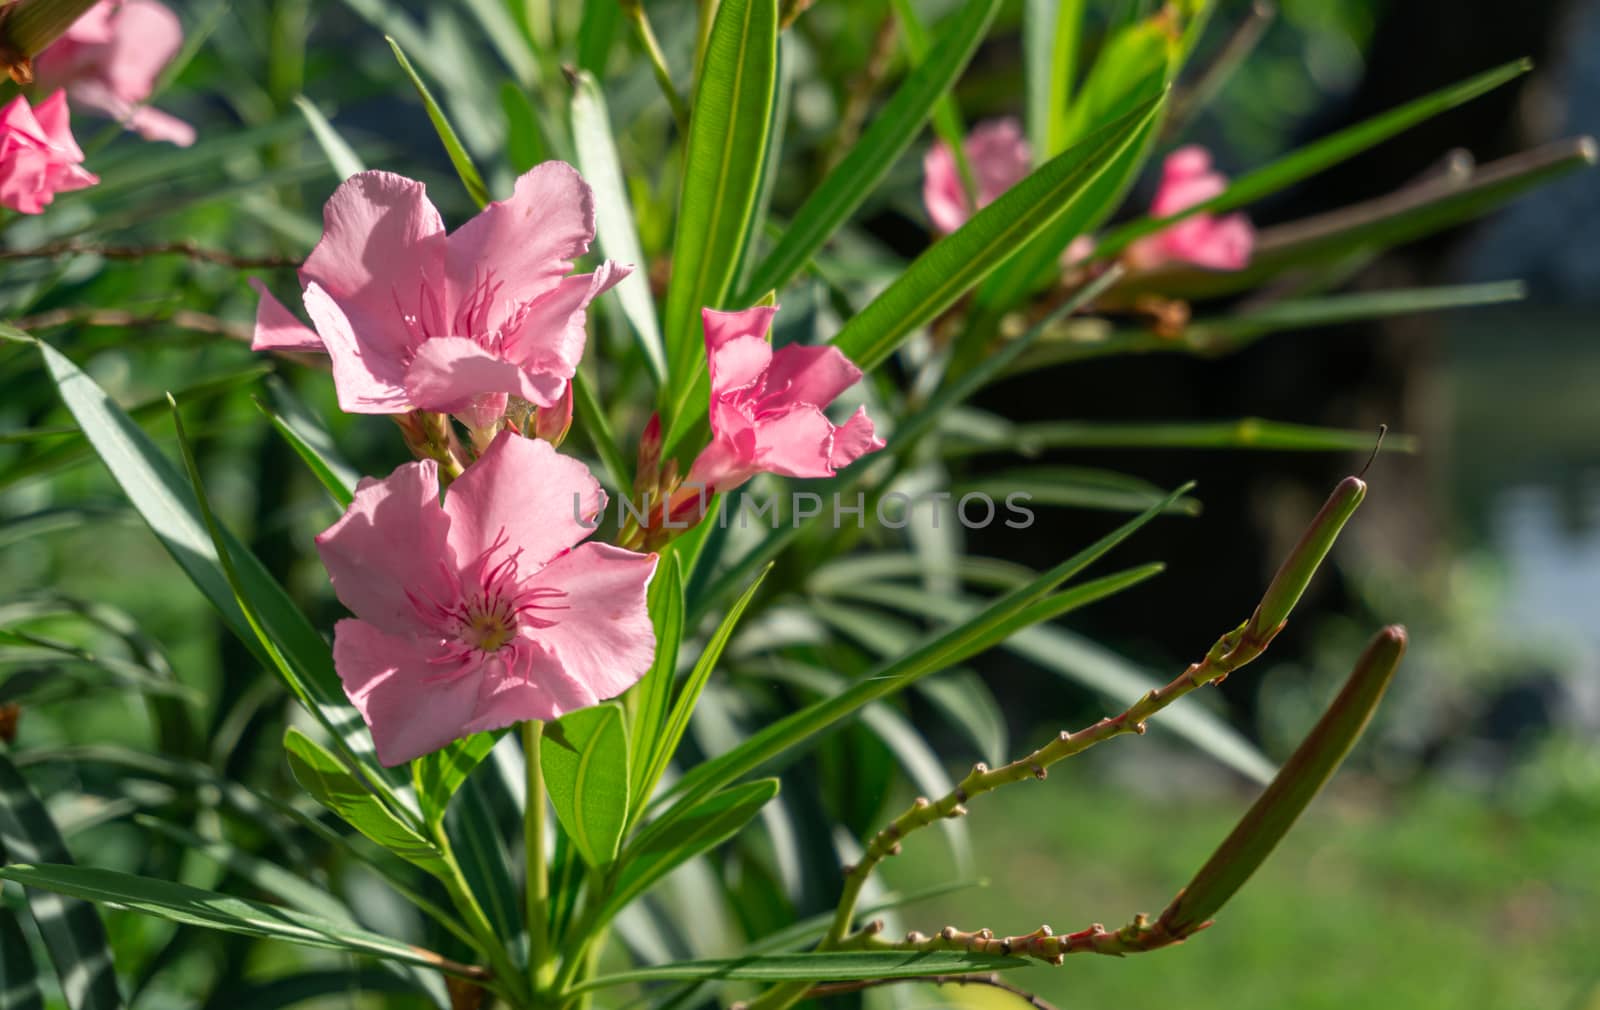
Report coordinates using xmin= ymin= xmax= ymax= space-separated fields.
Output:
xmin=686 ymin=306 xmax=885 ymax=495
xmin=1126 ymin=145 xmax=1254 ymax=271
xmin=922 ymin=117 xmax=1032 ymax=234
xmin=316 ymin=431 xmax=657 ymax=765
xmin=33 ymin=0 xmax=195 ymax=147
xmin=0 ymin=91 xmax=97 ymax=214
xmin=251 ymin=163 xmax=628 ymax=429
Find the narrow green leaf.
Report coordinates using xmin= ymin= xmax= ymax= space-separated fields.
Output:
xmin=830 ymin=91 xmax=1164 ymax=373
xmin=660 ymin=488 xmax=1187 ymax=813
xmin=944 ymin=417 xmax=1418 ymax=457
xmin=500 ymin=82 xmax=549 ymax=173
xmin=1036 ymin=0 xmax=1088 ymax=156
xmin=570 ymin=71 xmax=668 ymax=383
xmin=956 ymin=466 xmax=1203 ymax=515
xmin=225 ymin=969 xmax=417 ymax=1010
xmin=577 ymin=0 xmax=620 ymax=75
xmin=888 ymin=0 xmax=977 ymax=205
xmin=0 ymin=907 xmax=43 ymax=1010
xmin=1096 ymin=59 xmax=1533 ymax=259
xmin=413 ymin=732 xmax=501 ymax=829
xmin=605 ymin=779 xmax=779 ymax=919
xmin=660 ymin=0 xmax=779 ymax=422
xmin=542 ymin=703 xmax=630 ymax=869
xmin=0 ymin=865 xmax=486 ymax=980
xmin=293 ymin=96 xmax=366 ymax=180
xmin=637 ymin=564 xmax=772 ymax=809
xmin=387 ymin=36 xmax=492 ymax=209
xmin=738 ymin=0 xmax=1002 ymax=301
xmin=571 ymin=370 xmax=631 ymax=493
xmin=1161 ymin=626 xmax=1407 ymax=934
xmin=629 ymin=554 xmax=687 ymax=812
xmin=577 ymin=949 xmax=1017 ymax=991
xmin=16 ymin=334 xmax=400 ymax=809
xmin=0 ymin=757 xmax=120 ymax=1010
xmin=284 ymin=729 xmax=451 ymax=881
xmin=252 ymin=395 xmax=356 ymax=509
xmin=135 ymin=818 xmax=353 ymax=926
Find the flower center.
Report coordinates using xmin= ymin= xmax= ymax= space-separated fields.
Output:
xmin=394 ymin=269 xmax=532 ymax=359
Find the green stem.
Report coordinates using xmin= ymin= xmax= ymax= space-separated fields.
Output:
xmin=622 ymin=0 xmax=690 ymax=130
xmin=431 ymin=823 xmax=530 ymax=1006
xmin=525 ymin=719 xmax=550 ymax=991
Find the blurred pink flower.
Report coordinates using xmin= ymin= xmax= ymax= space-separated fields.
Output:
xmin=34 ymin=0 xmax=195 ymax=147
xmin=922 ymin=117 xmax=1031 ymax=234
xmin=250 ymin=164 xmax=628 ymax=426
xmin=316 ymin=431 xmax=657 ymax=765
xmin=0 ymin=91 xmax=97 ymax=214
xmin=687 ymin=306 xmax=885 ymax=494
xmin=1126 ymin=146 xmax=1254 ymax=271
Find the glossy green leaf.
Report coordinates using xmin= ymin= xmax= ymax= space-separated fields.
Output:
xmin=0 ymin=907 xmax=43 ymax=1010
xmin=293 ymin=96 xmax=365 ymax=179
xmin=413 ymin=732 xmax=501 ymax=829
xmin=500 ymin=82 xmax=549 ymax=173
xmin=0 ymin=865 xmax=486 ymax=980
xmin=577 ymin=949 xmax=1016 ymax=990
xmin=16 ymin=334 xmax=400 ymax=807
xmin=661 ymin=0 xmax=779 ymax=424
xmin=830 ymin=91 xmax=1164 ymax=373
xmin=636 ymin=564 xmax=771 ymax=810
xmin=604 ymin=778 xmax=779 ymax=919
xmin=387 ymin=36 xmax=492 ymax=209
xmin=738 ymin=0 xmax=1001 ymax=301
xmin=1029 ymin=0 xmax=1087 ymax=156
xmin=659 ymin=488 xmax=1187 ymax=814
xmin=1097 ymin=59 xmax=1533 ymax=259
xmin=252 ymin=394 xmax=356 ymax=509
xmin=945 ymin=417 xmax=1417 ymax=457
xmin=0 ymin=757 xmax=120 ymax=1010
xmin=629 ymin=554 xmax=686 ymax=811
xmin=284 ymin=729 xmax=450 ymax=880
xmin=570 ymin=71 xmax=667 ymax=383
xmin=577 ymin=0 xmax=620 ymax=75
xmin=543 ymin=703 xmax=630 ymax=869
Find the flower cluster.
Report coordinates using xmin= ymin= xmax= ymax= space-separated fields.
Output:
xmin=0 ymin=0 xmax=191 ymax=213
xmin=255 ymin=163 xmax=885 ymax=763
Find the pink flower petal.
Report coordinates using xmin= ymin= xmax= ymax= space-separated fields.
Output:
xmin=708 ymin=334 xmax=773 ymax=397
xmin=333 ymin=618 xmax=486 ymax=766
xmin=249 ymin=279 xmax=324 ymax=352
xmin=442 ymin=431 xmax=605 ymax=572
xmin=524 ymin=542 xmax=658 ymax=703
xmin=314 ymin=460 xmax=452 ymax=636
xmin=465 ymin=641 xmax=608 ymax=730
xmin=502 ymin=260 xmax=630 ymax=380
xmin=444 ymin=162 xmax=597 ymax=331
xmin=301 ymin=171 xmax=447 ymax=361
xmin=124 ymin=105 xmax=196 ymax=147
xmin=828 ymin=406 xmax=886 ymax=470
xmin=922 ymin=139 xmax=970 ymax=235
xmin=763 ymin=344 xmax=863 ymax=410
xmin=403 ymin=337 xmax=564 ymax=416
xmin=922 ymin=117 xmax=1031 ymax=234
xmin=302 ymin=282 xmax=412 ymax=414
xmin=749 ymin=404 xmax=837 ymax=479
xmin=702 ymin=305 xmax=778 ymax=355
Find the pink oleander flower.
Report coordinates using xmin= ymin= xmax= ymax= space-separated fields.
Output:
xmin=33 ymin=0 xmax=195 ymax=147
xmin=251 ymin=164 xmax=627 ymax=429
xmin=922 ymin=117 xmax=1031 ymax=234
xmin=686 ymin=306 xmax=885 ymax=495
xmin=0 ymin=91 xmax=98 ymax=214
xmin=316 ymin=431 xmax=657 ymax=766
xmin=1126 ymin=145 xmax=1254 ymax=271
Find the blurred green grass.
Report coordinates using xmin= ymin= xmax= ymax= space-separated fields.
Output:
xmin=882 ymin=773 xmax=1599 ymax=1010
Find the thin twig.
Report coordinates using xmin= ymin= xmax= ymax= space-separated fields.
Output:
xmin=805 ymin=973 xmax=1064 ymax=1010
xmin=10 ymin=307 xmax=252 ymax=341
xmin=0 ymin=240 xmax=298 ymax=269
xmin=1165 ymin=1 xmax=1275 ymax=139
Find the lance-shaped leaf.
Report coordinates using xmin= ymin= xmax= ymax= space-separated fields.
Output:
xmin=253 ymin=392 xmax=357 ymax=510
xmin=603 ymin=778 xmax=780 ymax=920
xmin=293 ymin=96 xmax=365 ymax=180
xmin=0 ymin=865 xmax=488 ymax=981
xmin=413 ymin=732 xmax=502 ymax=829
xmin=284 ymin=729 xmax=451 ymax=881
xmin=661 ymin=0 xmax=779 ymax=417
xmin=829 ymin=90 xmax=1164 ymax=374
xmin=635 ymin=564 xmax=771 ymax=813
xmin=943 ymin=417 xmax=1417 ymax=457
xmin=574 ymin=949 xmax=1018 ymax=991
xmin=738 ymin=0 xmax=1002 ymax=301
xmin=0 ymin=757 xmax=119 ymax=1010
xmin=542 ymin=703 xmax=630 ymax=869
xmin=628 ymin=554 xmax=686 ymax=810
xmin=571 ymin=70 xmax=668 ymax=383
xmin=1159 ymin=626 xmax=1408 ymax=935
xmin=388 ymin=36 xmax=491 ymax=209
